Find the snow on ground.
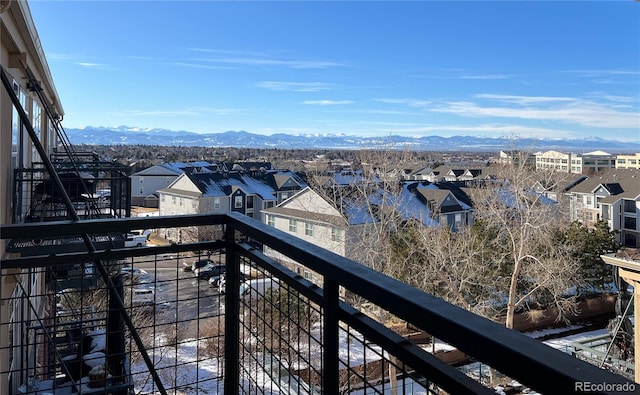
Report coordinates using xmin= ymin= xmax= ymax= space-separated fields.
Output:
xmin=543 ymin=328 xmax=609 ymax=351
xmin=129 ymin=325 xmax=610 ymax=394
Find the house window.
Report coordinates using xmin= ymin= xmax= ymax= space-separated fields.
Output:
xmin=289 ymin=219 xmax=298 ymax=233
xmin=264 ymin=201 xmax=275 ymax=209
xmin=214 ymin=197 xmax=220 ymax=209
xmin=247 ymin=195 xmax=254 ymax=209
xmin=161 ymin=195 xmax=165 ymax=202
xmin=281 ymin=192 xmax=290 ymax=201
xmin=267 ymin=215 xmax=275 ymax=227
xmin=172 ymin=196 xmax=176 ymax=204
xmin=305 ymin=222 xmax=314 ymax=236
xmin=303 ymin=270 xmax=313 ymax=281
xmin=586 ymin=196 xmax=592 ymax=206
xmin=179 ymin=198 xmax=184 ymax=206
xmin=624 ymin=216 xmax=637 ymax=230
xmin=455 ymin=213 xmax=462 ymax=227
xmin=331 ymin=228 xmax=342 ymax=242
xmin=234 ymin=196 xmax=243 ymax=209
xmin=623 ymin=200 xmax=636 ymax=213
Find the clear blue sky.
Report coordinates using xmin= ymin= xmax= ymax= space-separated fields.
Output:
xmin=28 ymin=1 xmax=640 ymax=142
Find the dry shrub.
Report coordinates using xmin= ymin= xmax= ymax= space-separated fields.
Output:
xmin=200 ymin=316 xmax=225 ymax=358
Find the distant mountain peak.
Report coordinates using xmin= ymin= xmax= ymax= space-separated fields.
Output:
xmin=62 ymin=126 xmax=640 ymax=153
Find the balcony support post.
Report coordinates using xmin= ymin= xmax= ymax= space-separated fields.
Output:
xmin=323 ymin=278 xmax=339 ymax=393
xmin=224 ymin=224 xmax=240 ymax=395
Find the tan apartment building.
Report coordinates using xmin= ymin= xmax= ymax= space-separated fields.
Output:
xmin=536 ymin=149 xmax=615 ymax=175
xmin=617 ymin=153 xmax=640 ymax=170
xmin=1 ymin=1 xmax=65 ymax=391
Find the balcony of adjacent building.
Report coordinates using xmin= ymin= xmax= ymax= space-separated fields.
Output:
xmin=1 ymin=212 xmax=635 ymax=395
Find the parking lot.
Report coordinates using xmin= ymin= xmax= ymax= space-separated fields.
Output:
xmin=131 ymin=254 xmax=224 ymax=337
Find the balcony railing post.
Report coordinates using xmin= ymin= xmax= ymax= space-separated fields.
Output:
xmin=323 ymin=278 xmax=340 ymax=393
xmin=223 ymin=223 xmax=240 ymax=395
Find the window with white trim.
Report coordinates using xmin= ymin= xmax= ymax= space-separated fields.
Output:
xmin=289 ymin=219 xmax=298 ymax=233
xmin=331 ymin=227 xmax=342 ymax=242
xmin=305 ymin=222 xmax=314 ymax=236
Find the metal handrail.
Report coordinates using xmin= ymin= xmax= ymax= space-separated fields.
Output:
xmin=1 ymin=212 xmax=634 ymax=394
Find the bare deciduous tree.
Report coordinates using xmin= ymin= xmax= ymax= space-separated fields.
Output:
xmin=467 ymin=153 xmax=582 ymax=329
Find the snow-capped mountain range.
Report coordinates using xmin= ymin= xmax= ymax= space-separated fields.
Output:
xmin=64 ymin=126 xmax=640 ymax=152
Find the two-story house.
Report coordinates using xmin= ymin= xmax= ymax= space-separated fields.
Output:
xmin=263 ymin=181 xmax=475 ymax=283
xmin=423 ymin=165 xmax=486 ymax=185
xmin=158 ymin=170 xmax=306 ymax=242
xmin=131 ymin=161 xmax=274 ymax=207
xmin=130 ymin=161 xmax=217 ymax=207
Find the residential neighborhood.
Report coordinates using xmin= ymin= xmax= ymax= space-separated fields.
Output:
xmin=131 ymin=152 xmax=639 ymax=252
xmin=2 ymin=1 xmax=639 ymax=393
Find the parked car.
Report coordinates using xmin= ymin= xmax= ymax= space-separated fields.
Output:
xmin=120 ymin=266 xmax=153 ymax=287
xmin=197 ymin=264 xmax=226 ymax=281
xmin=210 ymin=272 xmax=245 ymax=288
xmin=219 ymin=277 xmax=279 ymax=297
xmin=130 ymin=288 xmax=155 ymax=313
xmin=191 ymin=259 xmax=214 ymax=274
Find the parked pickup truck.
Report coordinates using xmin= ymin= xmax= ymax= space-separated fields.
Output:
xmin=124 ymin=234 xmax=148 ymax=248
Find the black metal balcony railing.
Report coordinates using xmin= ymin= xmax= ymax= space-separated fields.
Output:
xmin=13 ymin=160 xmax=131 ymax=225
xmin=1 ymin=213 xmax=634 ymax=395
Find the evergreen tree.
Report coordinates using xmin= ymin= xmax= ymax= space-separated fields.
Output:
xmin=564 ymin=220 xmax=619 ymax=294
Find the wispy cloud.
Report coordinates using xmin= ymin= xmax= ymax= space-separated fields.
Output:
xmin=431 ymin=94 xmax=639 ymax=129
xmin=374 ymin=98 xmax=431 ymax=107
xmin=197 ymin=56 xmax=343 ymax=69
xmin=189 ymin=48 xmax=263 ymax=56
xmin=172 ymin=62 xmax=235 ymax=70
xmin=320 ymin=108 xmax=415 ymax=116
xmin=592 ymin=79 xmax=626 ymax=85
xmin=303 ymin=100 xmax=353 ymax=105
xmin=122 ymin=107 xmax=246 ymax=117
xmin=76 ymin=62 xmax=106 ymax=68
xmin=189 ymin=48 xmax=345 ymax=69
xmin=587 ymin=92 xmax=639 ymax=103
xmin=473 ymin=94 xmax=576 ymax=104
xmin=459 ymin=74 xmax=513 ymax=80
xmin=562 ymin=69 xmax=640 ymax=77
xmin=256 ymin=81 xmax=333 ymax=92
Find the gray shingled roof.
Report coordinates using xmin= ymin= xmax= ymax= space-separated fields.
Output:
xmin=566 ymin=169 xmax=640 ymax=198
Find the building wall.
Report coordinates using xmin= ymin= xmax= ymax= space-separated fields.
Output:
xmin=580 ymin=154 xmax=616 ymax=175
xmin=1 ymin=1 xmax=64 ymax=392
xmin=264 ymin=211 xmax=346 ymax=285
xmin=620 ymin=198 xmax=640 ymax=247
xmin=131 ymin=174 xmax=177 ymax=205
xmin=616 ymin=153 xmax=640 ymax=170
xmin=536 ymin=150 xmax=571 ymax=173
